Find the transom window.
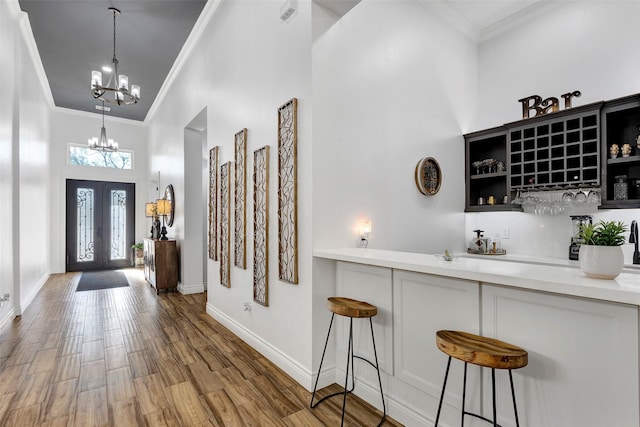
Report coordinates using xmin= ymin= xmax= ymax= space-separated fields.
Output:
xmin=68 ymin=144 xmax=133 ymax=169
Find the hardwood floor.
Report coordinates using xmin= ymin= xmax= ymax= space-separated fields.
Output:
xmin=0 ymin=270 xmax=401 ymax=426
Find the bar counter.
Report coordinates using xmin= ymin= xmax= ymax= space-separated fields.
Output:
xmin=313 ymin=247 xmax=640 ymax=427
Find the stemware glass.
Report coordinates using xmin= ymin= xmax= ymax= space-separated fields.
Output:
xmin=588 ymin=189 xmax=601 ymax=204
xmin=511 ymin=188 xmax=523 ymax=205
xmin=562 ymin=191 xmax=574 ymax=206
xmin=574 ymin=190 xmax=588 ymax=205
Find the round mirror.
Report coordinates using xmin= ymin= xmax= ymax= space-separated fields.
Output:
xmin=164 ymin=184 xmax=175 ymax=227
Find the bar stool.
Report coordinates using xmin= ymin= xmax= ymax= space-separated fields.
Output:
xmin=434 ymin=330 xmax=528 ymax=427
xmin=310 ymin=297 xmax=386 ymax=426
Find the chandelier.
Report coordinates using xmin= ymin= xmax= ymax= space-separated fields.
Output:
xmin=90 ymin=7 xmax=140 ymax=105
xmin=88 ymin=101 xmax=118 ymax=152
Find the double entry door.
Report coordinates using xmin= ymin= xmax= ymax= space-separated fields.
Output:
xmin=66 ymin=179 xmax=135 ymax=272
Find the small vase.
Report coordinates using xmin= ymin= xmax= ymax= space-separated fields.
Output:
xmin=610 ymin=144 xmax=619 ymax=158
xmin=579 ymin=245 xmax=624 ymax=280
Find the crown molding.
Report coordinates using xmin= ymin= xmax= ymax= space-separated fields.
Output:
xmin=144 ymin=0 xmax=223 ymax=124
xmin=419 ymin=0 xmax=563 ymax=45
xmin=53 ymin=106 xmax=147 ymax=127
xmin=7 ymin=0 xmax=21 ymax=17
xmin=479 ymin=0 xmax=563 ymax=43
xmin=10 ymin=0 xmax=55 ymax=109
xmin=418 ymin=0 xmax=480 ymax=43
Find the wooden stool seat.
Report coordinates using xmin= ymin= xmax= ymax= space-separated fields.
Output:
xmin=327 ymin=297 xmax=378 ymax=318
xmin=436 ymin=330 xmax=528 ymax=370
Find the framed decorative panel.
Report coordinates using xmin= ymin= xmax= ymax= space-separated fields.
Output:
xmin=234 ymin=129 xmax=247 ymax=269
xmin=277 ymin=98 xmax=298 ymax=284
xmin=220 ymin=162 xmax=231 ymax=288
xmin=253 ymin=146 xmax=270 ymax=306
xmin=208 ymin=146 xmax=219 ymax=260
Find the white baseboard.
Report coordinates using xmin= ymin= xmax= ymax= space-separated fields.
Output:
xmin=205 ymin=302 xmax=432 ymax=426
xmin=178 ymin=281 xmax=205 ymax=295
xmin=17 ymin=273 xmax=49 ymax=315
xmin=335 ymin=366 xmax=433 ymax=427
xmin=0 ymin=306 xmax=16 ymax=334
xmin=205 ymin=302 xmax=315 ymax=389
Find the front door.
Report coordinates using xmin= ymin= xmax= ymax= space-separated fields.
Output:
xmin=66 ymin=179 xmax=135 ymax=271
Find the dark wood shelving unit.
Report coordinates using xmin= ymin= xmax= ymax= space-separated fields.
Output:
xmin=464 ymin=126 xmax=520 ymax=212
xmin=600 ymin=93 xmax=640 ymax=209
xmin=465 ymin=93 xmax=640 ymax=211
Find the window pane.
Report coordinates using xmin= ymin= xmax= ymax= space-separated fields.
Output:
xmin=69 ymin=145 xmax=133 ymax=169
xmin=110 ymin=190 xmax=127 ymax=261
xmin=76 ymin=188 xmax=94 ymax=262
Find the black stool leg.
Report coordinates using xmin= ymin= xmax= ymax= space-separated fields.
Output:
xmin=340 ymin=318 xmax=355 ymax=427
xmin=368 ymin=317 xmax=386 ymax=427
xmin=492 ymin=368 xmax=497 ymax=427
xmin=509 ymin=369 xmax=520 ymax=427
xmin=310 ymin=313 xmax=335 ymax=408
xmin=461 ymin=362 xmax=468 ymax=427
xmin=434 ymin=356 xmax=452 ymax=426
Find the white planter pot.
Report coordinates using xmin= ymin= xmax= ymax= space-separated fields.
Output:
xmin=579 ymin=245 xmax=624 ymax=280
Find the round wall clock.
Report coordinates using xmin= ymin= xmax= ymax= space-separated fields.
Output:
xmin=164 ymin=184 xmax=175 ymax=227
xmin=415 ymin=157 xmax=442 ymax=195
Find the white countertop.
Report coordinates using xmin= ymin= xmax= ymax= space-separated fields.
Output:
xmin=313 ymin=248 xmax=640 ymax=306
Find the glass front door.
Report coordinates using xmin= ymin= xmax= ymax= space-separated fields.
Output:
xmin=66 ymin=179 xmax=135 ymax=271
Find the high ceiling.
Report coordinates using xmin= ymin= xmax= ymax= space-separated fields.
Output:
xmin=19 ymin=0 xmax=542 ymax=122
xmin=19 ymin=0 xmax=207 ymax=122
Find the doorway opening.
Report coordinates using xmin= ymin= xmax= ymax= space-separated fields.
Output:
xmin=65 ymin=179 xmax=135 ymax=271
xmin=182 ymin=108 xmax=208 ymax=293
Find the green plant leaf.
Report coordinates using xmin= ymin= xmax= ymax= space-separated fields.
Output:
xmin=579 ymin=220 xmax=627 ymax=246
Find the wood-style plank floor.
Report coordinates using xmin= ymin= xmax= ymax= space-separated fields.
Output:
xmin=0 ymin=269 xmax=402 ymax=426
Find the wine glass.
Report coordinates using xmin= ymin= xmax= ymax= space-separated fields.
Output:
xmin=575 ymin=190 xmax=588 ymax=205
xmin=562 ymin=191 xmax=574 ymax=206
xmin=511 ymin=188 xmax=523 ymax=205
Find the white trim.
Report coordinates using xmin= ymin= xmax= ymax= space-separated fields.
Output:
xmin=418 ymin=0 xmax=479 ymax=43
xmin=53 ymin=106 xmax=147 ymax=126
xmin=145 ymin=0 xmax=223 ymax=123
xmin=479 ymin=0 xmax=563 ymax=43
xmin=0 ymin=307 xmax=16 ymax=334
xmin=418 ymin=0 xmax=563 ymax=44
xmin=13 ymin=5 xmax=54 ymax=108
xmin=17 ymin=273 xmax=49 ymax=316
xmin=205 ymin=302 xmax=314 ymax=389
xmin=334 ymin=365 xmax=434 ymax=427
xmin=177 ymin=281 xmax=205 ymax=295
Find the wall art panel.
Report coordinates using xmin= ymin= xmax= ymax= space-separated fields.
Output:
xmin=253 ymin=146 xmax=269 ymax=306
xmin=277 ymin=98 xmax=298 ymax=284
xmin=208 ymin=146 xmax=219 ymax=260
xmin=220 ymin=161 xmax=231 ymax=288
xmin=234 ymin=129 xmax=247 ymax=269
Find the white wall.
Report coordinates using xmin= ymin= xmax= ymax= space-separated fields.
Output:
xmin=49 ymin=108 xmax=149 ymax=273
xmin=0 ymin=1 xmax=19 ymax=323
xmin=468 ymin=1 xmax=640 ymax=262
xmin=147 ymin=0 xmax=314 ymax=383
xmin=310 ymin=0 xmax=476 ymax=395
xmin=17 ymin=17 xmax=51 ymax=312
xmin=312 ymin=0 xmax=474 ymax=255
xmin=1 ymin=2 xmax=52 ymax=317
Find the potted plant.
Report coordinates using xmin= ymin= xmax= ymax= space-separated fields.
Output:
xmin=578 ymin=220 xmax=627 ymax=279
xmin=132 ymin=243 xmax=144 ymax=267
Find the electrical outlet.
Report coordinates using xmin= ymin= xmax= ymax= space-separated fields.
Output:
xmin=502 ymin=228 xmax=510 ymax=239
xmin=243 ymin=302 xmax=251 ymax=312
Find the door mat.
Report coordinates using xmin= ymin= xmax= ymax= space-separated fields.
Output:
xmin=76 ymin=270 xmax=130 ymax=292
